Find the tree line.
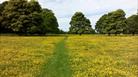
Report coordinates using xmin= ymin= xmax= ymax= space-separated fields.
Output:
xmin=0 ymin=0 xmax=138 ymax=35
xmin=0 ymin=0 xmax=60 ymax=35
xmin=95 ymin=9 xmax=138 ymax=35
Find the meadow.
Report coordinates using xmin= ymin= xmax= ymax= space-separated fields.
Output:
xmin=0 ymin=35 xmax=138 ymax=77
xmin=0 ymin=36 xmax=64 ymax=77
xmin=67 ymin=35 xmax=138 ymax=77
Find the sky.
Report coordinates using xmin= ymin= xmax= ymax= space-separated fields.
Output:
xmin=0 ymin=0 xmax=138 ymax=31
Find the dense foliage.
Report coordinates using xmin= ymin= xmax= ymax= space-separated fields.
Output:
xmin=0 ymin=0 xmax=59 ymax=34
xmin=126 ymin=15 xmax=138 ymax=35
xmin=41 ymin=9 xmax=59 ymax=34
xmin=69 ymin=12 xmax=95 ymax=34
xmin=96 ymin=9 xmax=138 ymax=35
xmin=0 ymin=1 xmax=9 ymax=33
xmin=95 ymin=9 xmax=128 ymax=35
xmin=0 ymin=0 xmax=138 ymax=35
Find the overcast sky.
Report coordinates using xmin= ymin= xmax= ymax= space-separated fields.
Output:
xmin=0 ymin=0 xmax=137 ymax=31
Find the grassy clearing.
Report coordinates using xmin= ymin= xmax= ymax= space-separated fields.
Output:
xmin=0 ymin=36 xmax=64 ymax=77
xmin=0 ymin=35 xmax=138 ymax=77
xmin=66 ymin=35 xmax=138 ymax=77
xmin=38 ymin=36 xmax=72 ymax=77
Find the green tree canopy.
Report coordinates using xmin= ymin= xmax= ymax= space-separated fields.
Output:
xmin=95 ymin=9 xmax=127 ymax=35
xmin=41 ymin=9 xmax=59 ymax=34
xmin=126 ymin=14 xmax=138 ymax=35
xmin=0 ymin=1 xmax=11 ymax=33
xmin=0 ymin=0 xmax=60 ymax=34
xmin=69 ymin=12 xmax=95 ymax=34
xmin=1 ymin=0 xmax=43 ymax=34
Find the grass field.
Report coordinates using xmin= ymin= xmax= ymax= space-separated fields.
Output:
xmin=0 ymin=35 xmax=138 ymax=77
xmin=0 ymin=36 xmax=64 ymax=77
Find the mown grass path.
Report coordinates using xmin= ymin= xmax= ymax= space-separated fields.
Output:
xmin=37 ymin=36 xmax=72 ymax=77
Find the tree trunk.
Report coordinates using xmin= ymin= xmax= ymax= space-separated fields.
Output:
xmin=108 ymin=33 xmax=111 ymax=36
xmin=115 ymin=33 xmax=117 ymax=36
xmin=79 ymin=33 xmax=82 ymax=36
xmin=132 ymin=32 xmax=135 ymax=36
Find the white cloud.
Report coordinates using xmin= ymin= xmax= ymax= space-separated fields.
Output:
xmin=0 ymin=0 xmax=6 ymax=3
xmin=1 ymin=0 xmax=137 ymax=31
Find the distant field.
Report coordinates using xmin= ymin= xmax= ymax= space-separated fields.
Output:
xmin=0 ymin=35 xmax=138 ymax=77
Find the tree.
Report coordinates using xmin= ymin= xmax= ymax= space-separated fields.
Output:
xmin=0 ymin=0 xmax=61 ymax=34
xmin=95 ymin=14 xmax=108 ymax=34
xmin=2 ymin=0 xmax=28 ymax=33
xmin=0 ymin=1 xmax=8 ymax=14
xmin=69 ymin=12 xmax=95 ymax=35
xmin=23 ymin=0 xmax=43 ymax=34
xmin=126 ymin=15 xmax=138 ymax=35
xmin=95 ymin=9 xmax=127 ymax=35
xmin=0 ymin=1 xmax=11 ymax=33
xmin=27 ymin=0 xmax=42 ymax=13
xmin=2 ymin=0 xmax=43 ymax=34
xmin=41 ymin=8 xmax=59 ymax=34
